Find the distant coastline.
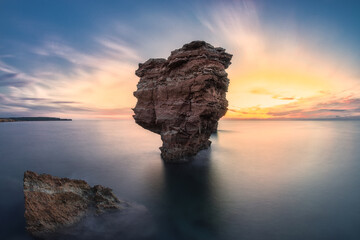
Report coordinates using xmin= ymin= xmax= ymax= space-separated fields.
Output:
xmin=0 ymin=117 xmax=72 ymax=122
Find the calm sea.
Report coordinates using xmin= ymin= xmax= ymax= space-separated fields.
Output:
xmin=1 ymin=120 xmax=360 ymax=240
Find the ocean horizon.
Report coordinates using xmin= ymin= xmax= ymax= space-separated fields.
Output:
xmin=1 ymin=119 xmax=360 ymax=240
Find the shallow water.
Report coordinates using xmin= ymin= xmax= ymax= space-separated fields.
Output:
xmin=1 ymin=120 xmax=360 ymax=240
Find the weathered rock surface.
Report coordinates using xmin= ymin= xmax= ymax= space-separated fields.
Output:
xmin=23 ymin=171 xmax=135 ymax=239
xmin=133 ymin=41 xmax=232 ymax=162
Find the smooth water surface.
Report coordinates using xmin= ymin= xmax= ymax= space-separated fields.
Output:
xmin=1 ymin=120 xmax=360 ymax=240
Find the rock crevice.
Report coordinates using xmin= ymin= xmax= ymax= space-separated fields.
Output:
xmin=133 ymin=41 xmax=232 ymax=162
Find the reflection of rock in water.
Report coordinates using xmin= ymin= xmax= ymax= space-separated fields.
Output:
xmin=24 ymin=171 xmax=156 ymax=240
xmin=158 ymin=150 xmax=220 ymax=240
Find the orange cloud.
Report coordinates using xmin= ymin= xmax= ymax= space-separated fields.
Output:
xmin=2 ymin=1 xmax=359 ymax=119
xmin=250 ymin=87 xmax=272 ymax=95
xmin=227 ymin=89 xmax=360 ymax=119
xmin=201 ymin=2 xmax=359 ymax=119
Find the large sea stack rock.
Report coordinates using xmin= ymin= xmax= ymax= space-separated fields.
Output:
xmin=23 ymin=171 xmax=128 ymax=239
xmin=133 ymin=41 xmax=232 ymax=162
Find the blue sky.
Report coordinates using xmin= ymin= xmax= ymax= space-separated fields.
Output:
xmin=1 ymin=0 xmax=360 ymax=119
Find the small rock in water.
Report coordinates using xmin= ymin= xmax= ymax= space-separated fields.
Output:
xmin=133 ymin=41 xmax=232 ymax=162
xmin=23 ymin=171 xmax=154 ymax=240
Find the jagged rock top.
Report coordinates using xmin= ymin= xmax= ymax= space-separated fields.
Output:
xmin=23 ymin=171 xmax=125 ymax=237
xmin=133 ymin=41 xmax=232 ymax=162
xmin=136 ymin=41 xmax=231 ymax=77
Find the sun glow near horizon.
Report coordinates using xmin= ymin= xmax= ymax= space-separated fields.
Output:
xmin=208 ymin=2 xmax=360 ymax=119
xmin=0 ymin=1 xmax=359 ymax=120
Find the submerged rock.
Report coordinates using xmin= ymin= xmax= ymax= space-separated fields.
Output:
xmin=133 ymin=41 xmax=232 ymax=162
xmin=23 ymin=171 xmax=153 ymax=240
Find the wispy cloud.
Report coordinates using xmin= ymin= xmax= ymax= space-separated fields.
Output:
xmin=0 ymin=73 xmax=28 ymax=87
xmin=0 ymin=35 xmax=142 ymax=118
xmin=0 ymin=0 xmax=359 ymax=119
xmin=229 ymin=89 xmax=360 ymax=119
xmin=249 ymin=87 xmax=296 ymax=101
xmin=199 ymin=1 xmax=360 ymax=118
xmin=0 ymin=73 xmax=18 ymax=81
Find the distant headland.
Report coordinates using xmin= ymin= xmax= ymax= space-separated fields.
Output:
xmin=0 ymin=117 xmax=72 ymax=122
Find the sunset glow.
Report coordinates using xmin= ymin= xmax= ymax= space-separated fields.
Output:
xmin=3 ymin=2 xmax=360 ymax=239
xmin=1 ymin=1 xmax=359 ymax=119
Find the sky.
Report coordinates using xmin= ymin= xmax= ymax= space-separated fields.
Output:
xmin=1 ymin=0 xmax=360 ymax=119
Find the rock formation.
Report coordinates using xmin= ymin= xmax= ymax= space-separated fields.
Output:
xmin=23 ymin=171 xmax=128 ymax=239
xmin=133 ymin=41 xmax=232 ymax=162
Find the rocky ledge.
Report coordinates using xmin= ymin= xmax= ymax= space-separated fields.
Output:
xmin=133 ymin=41 xmax=232 ymax=162
xmin=24 ymin=171 xmax=130 ymax=239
